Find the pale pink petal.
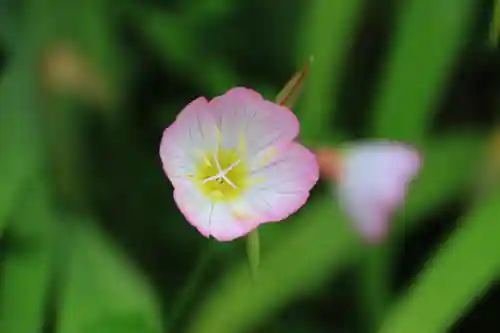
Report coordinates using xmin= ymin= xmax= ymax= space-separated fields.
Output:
xmin=233 ymin=141 xmax=319 ymax=223
xmin=159 ymin=97 xmax=218 ymax=187
xmin=161 ymin=88 xmax=320 ymax=241
xmin=208 ymin=204 xmax=261 ymax=241
xmin=208 ymin=87 xmax=300 ymax=157
xmin=337 ymin=141 xmax=421 ymax=243
xmin=173 ymin=181 xmax=212 ymax=238
xmin=173 ymin=180 xmax=260 ymax=241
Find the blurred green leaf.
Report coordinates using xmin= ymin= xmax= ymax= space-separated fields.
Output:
xmin=297 ymin=0 xmax=364 ymax=145
xmin=180 ymin=0 xmax=236 ymax=24
xmin=358 ymin=131 xmax=485 ymax=330
xmin=68 ymin=0 xmax=127 ymax=110
xmin=392 ymin=133 xmax=484 ymax=227
xmin=76 ymin=0 xmax=126 ymax=84
xmin=490 ymin=0 xmax=500 ymax=46
xmin=40 ymin=96 xmax=90 ymax=208
xmin=359 ymin=244 xmax=392 ymax=332
xmin=82 ymin=315 xmax=158 ymax=333
xmin=56 ymin=218 xmax=164 ymax=333
xmin=0 ymin=2 xmax=66 ymax=330
xmin=0 ymin=0 xmax=118 ymax=232
xmin=377 ymin=190 xmax=500 ymax=333
xmin=131 ymin=6 xmax=239 ymax=95
xmin=0 ymin=36 xmax=43 ymax=233
xmin=370 ymin=0 xmax=475 ymax=142
xmin=0 ymin=4 xmax=20 ymax=52
xmin=35 ymin=0 xmax=126 ymax=111
xmin=0 ymin=179 xmax=57 ymax=333
xmin=0 ymin=76 xmax=41 ymax=232
xmin=362 ymin=1 xmax=474 ymax=322
xmin=167 ymin=241 xmax=214 ymax=333
xmin=185 ymin=133 xmax=484 ymax=333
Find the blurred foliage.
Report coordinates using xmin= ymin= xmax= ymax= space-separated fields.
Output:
xmin=379 ymin=188 xmax=500 ymax=333
xmin=1 ymin=0 xmax=500 ymax=333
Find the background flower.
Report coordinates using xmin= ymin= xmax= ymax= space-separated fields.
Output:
xmin=316 ymin=142 xmax=421 ymax=243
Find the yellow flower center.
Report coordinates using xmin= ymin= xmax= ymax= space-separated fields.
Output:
xmin=194 ymin=147 xmax=249 ymax=202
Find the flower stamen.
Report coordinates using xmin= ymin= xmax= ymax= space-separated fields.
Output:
xmin=203 ymin=154 xmax=241 ymax=190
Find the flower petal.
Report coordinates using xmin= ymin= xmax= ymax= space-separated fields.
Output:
xmin=161 ymin=88 xmax=319 ymax=242
xmin=234 ymin=141 xmax=319 ymax=223
xmin=160 ymin=97 xmax=218 ymax=187
xmin=209 ymin=205 xmax=260 ymax=241
xmin=337 ymin=141 xmax=421 ymax=243
xmin=209 ymin=87 xmax=300 ymax=157
xmin=173 ymin=180 xmax=260 ymax=241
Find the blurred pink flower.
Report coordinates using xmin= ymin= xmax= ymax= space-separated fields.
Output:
xmin=160 ymin=87 xmax=319 ymax=241
xmin=316 ymin=141 xmax=421 ymax=243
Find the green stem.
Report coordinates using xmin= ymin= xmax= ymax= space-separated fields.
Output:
xmin=246 ymin=229 xmax=260 ymax=283
xmin=168 ymin=241 xmax=214 ymax=332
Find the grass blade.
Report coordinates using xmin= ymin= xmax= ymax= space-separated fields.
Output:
xmin=377 ymin=190 xmax=500 ymax=333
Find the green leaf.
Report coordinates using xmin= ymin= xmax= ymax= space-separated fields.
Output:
xmin=167 ymin=241 xmax=214 ymax=333
xmin=358 ymin=131 xmax=485 ymax=331
xmin=35 ymin=0 xmax=126 ymax=112
xmin=377 ymin=190 xmax=500 ymax=333
xmin=0 ymin=2 xmax=69 ymax=330
xmin=358 ymin=244 xmax=392 ymax=331
xmin=361 ymin=2 xmax=475 ymax=324
xmin=0 ymin=179 xmax=57 ymax=333
xmin=392 ymin=133 xmax=485 ymax=227
xmin=0 ymin=4 xmax=20 ymax=52
xmin=0 ymin=30 xmax=43 ymax=233
xmin=131 ymin=6 xmax=239 ymax=95
xmin=0 ymin=68 xmax=41 ymax=232
xmin=296 ymin=0 xmax=364 ymax=144
xmin=185 ymin=133 xmax=484 ymax=333
xmin=370 ymin=0 xmax=475 ymax=142
xmin=66 ymin=0 xmax=128 ymax=111
xmin=179 ymin=0 xmax=237 ymax=24
xmin=490 ymin=0 xmax=500 ymax=46
xmin=56 ymin=219 xmax=164 ymax=333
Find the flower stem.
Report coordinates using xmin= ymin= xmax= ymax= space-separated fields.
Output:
xmin=246 ymin=229 xmax=260 ymax=283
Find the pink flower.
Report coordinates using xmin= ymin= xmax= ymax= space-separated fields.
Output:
xmin=160 ymin=87 xmax=319 ymax=241
xmin=316 ymin=141 xmax=421 ymax=243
